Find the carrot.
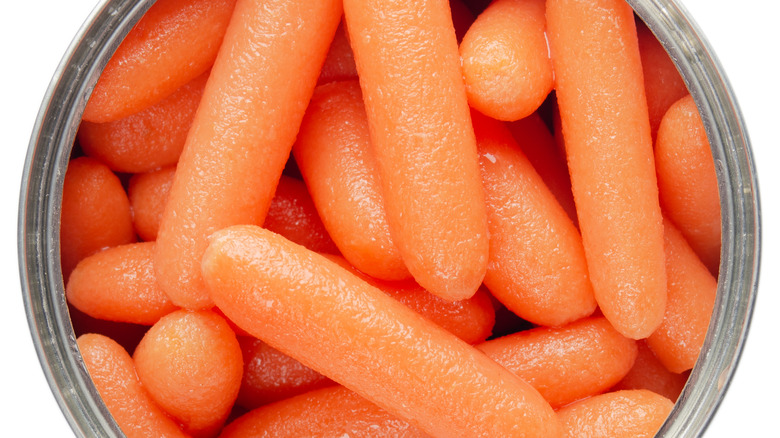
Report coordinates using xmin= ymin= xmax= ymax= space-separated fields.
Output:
xmin=449 ymin=0 xmax=475 ymax=43
xmin=79 ymin=71 xmax=208 ymax=173
xmin=134 ymin=310 xmax=243 ymax=438
xmin=221 ymin=386 xmax=426 ymax=438
xmin=202 ymin=225 xmax=563 ymax=438
xmin=474 ymin=110 xmax=596 ymax=327
xmin=460 ymin=0 xmax=553 ymax=121
xmin=316 ymin=22 xmax=358 ymax=86
xmin=66 ymin=242 xmax=177 ymax=325
xmin=477 ymin=317 xmax=637 ymax=408
xmin=655 ymin=94 xmax=721 ymax=274
xmin=612 ymin=341 xmax=688 ymax=402
xmin=293 ymin=80 xmax=409 ymax=281
xmin=128 ymin=166 xmax=176 ymax=242
xmin=556 ymin=389 xmax=674 ymax=438
xmin=547 ymin=0 xmax=667 ymax=339
xmin=83 ymin=0 xmax=236 ymax=123
xmin=646 ymin=217 xmax=717 ymax=373
xmin=343 ymin=0 xmax=490 ymax=301
xmin=236 ymin=337 xmax=334 ymax=411
xmin=77 ymin=334 xmax=189 ymax=438
xmin=60 ymin=157 xmax=136 ymax=280
xmin=154 ymin=0 xmax=342 ymax=309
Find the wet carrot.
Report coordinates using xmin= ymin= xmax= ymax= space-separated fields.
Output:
xmin=202 ymin=225 xmax=563 ymax=438
xmin=128 ymin=166 xmax=176 ymax=242
xmin=79 ymin=72 xmax=208 ymax=173
xmin=134 ymin=310 xmax=243 ymax=438
xmin=316 ymin=22 xmax=358 ymax=86
xmin=344 ymin=0 xmax=490 ymax=301
xmin=477 ymin=317 xmax=637 ymax=408
xmin=83 ymin=0 xmax=236 ymax=123
xmin=154 ymin=0 xmax=342 ymax=309
xmin=547 ymin=0 xmax=667 ymax=339
xmin=460 ymin=0 xmax=552 ymax=121
xmin=612 ymin=341 xmax=688 ymax=402
xmin=646 ymin=217 xmax=717 ymax=373
xmin=60 ymin=157 xmax=136 ymax=280
xmin=77 ymin=334 xmax=189 ymax=438
xmin=66 ymin=242 xmax=177 ymax=325
xmin=221 ymin=386 xmax=426 ymax=438
xmin=474 ymin=111 xmax=596 ymax=327
xmin=655 ymin=94 xmax=721 ymax=274
xmin=293 ymin=80 xmax=409 ymax=281
xmin=450 ymin=0 xmax=475 ymax=43
xmin=557 ymin=389 xmax=674 ymax=438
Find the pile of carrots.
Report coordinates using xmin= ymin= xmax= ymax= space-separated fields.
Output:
xmin=63 ymin=0 xmax=721 ymax=436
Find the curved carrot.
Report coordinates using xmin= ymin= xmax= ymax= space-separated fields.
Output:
xmin=344 ymin=0 xmax=490 ymax=301
xmin=202 ymin=225 xmax=563 ymax=438
xmin=128 ymin=166 xmax=176 ymax=242
xmin=474 ymin=111 xmax=596 ymax=327
xmin=77 ymin=334 xmax=189 ymax=438
xmin=293 ymin=80 xmax=409 ymax=281
xmin=316 ymin=22 xmax=357 ymax=86
xmin=60 ymin=157 xmax=136 ymax=280
xmin=547 ymin=0 xmax=667 ymax=339
xmin=154 ymin=0 xmax=342 ymax=309
xmin=66 ymin=242 xmax=177 ymax=325
xmin=83 ymin=0 xmax=236 ymax=123
xmin=655 ymin=94 xmax=721 ymax=274
xmin=460 ymin=0 xmax=552 ymax=121
xmin=79 ymin=71 xmax=208 ymax=173
xmin=133 ymin=310 xmax=243 ymax=437
xmin=477 ymin=317 xmax=637 ymax=408
xmin=612 ymin=341 xmax=688 ymax=402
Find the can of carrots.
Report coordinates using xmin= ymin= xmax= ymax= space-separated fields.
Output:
xmin=19 ymin=0 xmax=760 ymax=436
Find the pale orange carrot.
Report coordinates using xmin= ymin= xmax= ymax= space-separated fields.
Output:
xmin=612 ymin=341 xmax=688 ymax=402
xmin=128 ymin=166 xmax=177 ymax=242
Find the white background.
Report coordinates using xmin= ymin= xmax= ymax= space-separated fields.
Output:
xmin=2 ymin=0 xmax=777 ymax=436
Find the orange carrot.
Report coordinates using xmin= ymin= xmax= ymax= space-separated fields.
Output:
xmin=477 ymin=317 xmax=637 ymax=408
xmin=83 ymin=0 xmax=236 ymax=123
xmin=60 ymin=157 xmax=136 ymax=280
xmin=79 ymin=71 xmax=208 ymax=173
xmin=449 ymin=0 xmax=475 ymax=43
xmin=316 ymin=22 xmax=358 ymax=86
xmin=202 ymin=225 xmax=563 ymax=438
xmin=293 ymin=80 xmax=409 ymax=281
xmin=128 ymin=166 xmax=176 ymax=242
xmin=221 ymin=386 xmax=426 ymax=438
xmin=236 ymin=336 xmax=334 ymax=411
xmin=547 ymin=0 xmax=667 ymax=339
xmin=557 ymin=389 xmax=674 ymax=438
xmin=66 ymin=242 xmax=177 ymax=325
xmin=655 ymin=94 xmax=721 ymax=274
xmin=154 ymin=0 xmax=342 ymax=309
xmin=77 ymin=334 xmax=189 ymax=438
xmin=134 ymin=310 xmax=243 ymax=437
xmin=474 ymin=111 xmax=596 ymax=327
xmin=646 ymin=217 xmax=717 ymax=373
xmin=612 ymin=341 xmax=688 ymax=402
xmin=460 ymin=0 xmax=552 ymax=121
xmin=344 ymin=0 xmax=490 ymax=301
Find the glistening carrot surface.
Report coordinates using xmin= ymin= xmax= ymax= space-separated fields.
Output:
xmin=547 ymin=0 xmax=667 ymax=339
xmin=344 ymin=0 xmax=490 ymax=301
xmin=154 ymin=0 xmax=342 ymax=309
xmin=83 ymin=0 xmax=236 ymax=123
xmin=77 ymin=334 xmax=189 ymax=438
xmin=293 ymin=80 xmax=409 ymax=281
xmin=612 ymin=341 xmax=688 ymax=402
xmin=460 ymin=0 xmax=552 ymax=121
xmin=128 ymin=166 xmax=177 ymax=242
xmin=474 ymin=111 xmax=596 ymax=327
xmin=202 ymin=225 xmax=563 ymax=438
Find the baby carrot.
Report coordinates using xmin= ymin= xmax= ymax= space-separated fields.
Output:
xmin=60 ymin=157 xmax=136 ymax=280
xmin=556 ymin=389 xmax=674 ymax=438
xmin=460 ymin=0 xmax=553 ymax=121
xmin=77 ymin=334 xmax=189 ymax=438
xmin=293 ymin=80 xmax=409 ymax=281
xmin=343 ymin=0 xmax=490 ymax=301
xmin=202 ymin=225 xmax=563 ymax=438
xmin=474 ymin=111 xmax=596 ymax=327
xmin=154 ymin=0 xmax=342 ymax=309
xmin=316 ymin=22 xmax=357 ymax=86
xmin=79 ymin=71 xmax=208 ymax=174
xmin=547 ymin=0 xmax=667 ymax=339
xmin=221 ymin=386 xmax=426 ymax=438
xmin=477 ymin=316 xmax=637 ymax=409
xmin=66 ymin=242 xmax=177 ymax=325
xmin=128 ymin=166 xmax=176 ymax=242
xmin=655 ymin=94 xmax=721 ymax=274
xmin=134 ymin=310 xmax=243 ymax=438
xmin=83 ymin=0 xmax=236 ymax=123
xmin=612 ymin=341 xmax=688 ymax=402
